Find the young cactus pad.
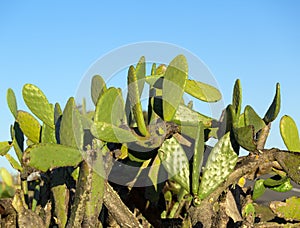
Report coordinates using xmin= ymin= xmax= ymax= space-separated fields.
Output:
xmin=232 ymin=79 xmax=242 ymax=116
xmin=158 ymin=136 xmax=190 ymax=192
xmin=7 ymin=88 xmax=18 ymax=119
xmin=22 ymin=84 xmax=55 ymax=128
xmin=263 ymin=83 xmax=281 ymax=124
xmin=91 ymin=75 xmax=107 ymax=106
xmin=198 ymin=132 xmax=238 ymax=199
xmin=59 ymin=97 xmax=84 ymax=149
xmin=94 ymin=87 xmax=125 ymax=126
xmin=127 ymin=64 xmax=148 ymax=136
xmin=162 ymin=55 xmax=188 ymax=121
xmin=16 ymin=111 xmax=41 ymax=144
xmin=184 ymin=79 xmax=221 ymax=102
xmin=280 ymin=115 xmax=300 ymax=152
xmin=0 ymin=141 xmax=13 ymax=156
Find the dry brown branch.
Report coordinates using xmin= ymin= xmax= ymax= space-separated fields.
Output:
xmin=103 ymin=181 xmax=143 ymax=228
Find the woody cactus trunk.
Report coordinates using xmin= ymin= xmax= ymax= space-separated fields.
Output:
xmin=0 ymin=55 xmax=300 ymax=227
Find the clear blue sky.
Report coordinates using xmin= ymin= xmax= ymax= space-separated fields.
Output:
xmin=1 ymin=1 xmax=299 ymax=173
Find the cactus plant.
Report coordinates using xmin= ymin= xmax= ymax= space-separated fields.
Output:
xmin=0 ymin=54 xmax=299 ymax=227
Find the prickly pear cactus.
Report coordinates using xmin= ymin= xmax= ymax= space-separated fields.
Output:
xmin=1 ymin=54 xmax=298 ymax=227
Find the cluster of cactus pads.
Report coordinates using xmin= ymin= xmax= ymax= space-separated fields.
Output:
xmin=0 ymin=55 xmax=300 ymax=227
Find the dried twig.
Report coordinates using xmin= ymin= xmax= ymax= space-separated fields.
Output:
xmin=103 ymin=182 xmax=143 ymax=228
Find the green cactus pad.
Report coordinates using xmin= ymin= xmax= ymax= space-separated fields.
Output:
xmin=85 ymin=147 xmax=105 ymax=222
xmin=22 ymin=84 xmax=55 ymax=128
xmin=51 ymin=184 xmax=68 ymax=227
xmin=11 ymin=122 xmax=24 ymax=162
xmin=85 ymin=169 xmax=104 ymax=225
xmin=4 ymin=154 xmax=22 ymax=171
xmin=0 ymin=141 xmax=12 ymax=156
xmin=198 ymin=132 xmax=238 ymax=199
xmin=80 ymin=113 xmax=94 ymax=130
xmin=275 ymin=151 xmax=300 ymax=184
xmin=192 ymin=122 xmax=204 ymax=195
xmin=270 ymin=196 xmax=300 ymax=221
xmin=23 ymin=143 xmax=83 ymax=172
xmin=263 ymin=83 xmax=281 ymax=124
xmin=162 ymin=55 xmax=188 ymax=121
xmin=264 ymin=175 xmax=288 ymax=187
xmin=41 ymin=123 xmax=56 ymax=143
xmin=158 ymin=136 xmax=190 ymax=192
xmin=54 ymin=102 xmax=63 ymax=124
xmin=0 ymin=167 xmax=13 ymax=187
xmin=252 ymin=179 xmax=266 ymax=200
xmin=280 ymin=115 xmax=300 ymax=152
xmin=148 ymin=154 xmax=161 ymax=191
xmin=60 ymin=97 xmax=84 ymax=149
xmin=91 ymin=122 xmax=136 ymax=143
xmin=233 ymin=125 xmax=257 ymax=151
xmin=156 ymin=64 xmax=167 ymax=75
xmin=94 ymin=87 xmax=125 ymax=126
xmin=17 ymin=110 xmax=41 ymax=144
xmin=145 ymin=75 xmax=163 ymax=88
xmin=146 ymin=76 xmax=221 ymax=103
xmin=232 ymin=79 xmax=242 ymax=116
xmin=185 ymin=79 xmax=221 ymax=102
xmin=237 ymin=113 xmax=245 ymax=128
xmin=244 ymin=105 xmax=266 ymax=133
xmin=6 ymin=88 xmax=18 ymax=119
xmin=173 ymin=104 xmax=213 ymax=128
xmin=135 ymin=56 xmax=146 ymax=95
xmin=91 ymin=75 xmax=107 ymax=106
xmin=221 ymin=104 xmax=236 ymax=134
xmin=127 ymin=65 xmax=148 ymax=136
xmin=151 ymin=63 xmax=156 ymax=75
xmin=269 ymin=178 xmax=293 ymax=192
xmin=22 ymin=84 xmax=54 ymax=128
